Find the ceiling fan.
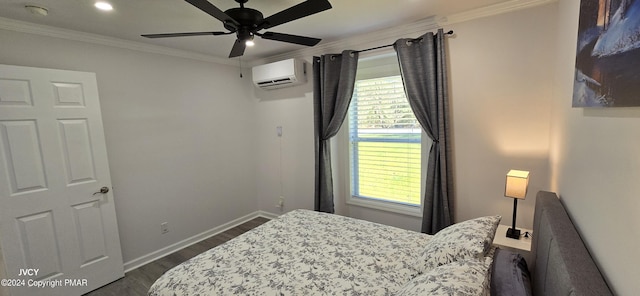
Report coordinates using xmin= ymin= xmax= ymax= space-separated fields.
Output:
xmin=142 ymin=0 xmax=332 ymax=58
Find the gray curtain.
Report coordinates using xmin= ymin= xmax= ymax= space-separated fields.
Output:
xmin=394 ymin=29 xmax=453 ymax=234
xmin=313 ymin=50 xmax=359 ymax=213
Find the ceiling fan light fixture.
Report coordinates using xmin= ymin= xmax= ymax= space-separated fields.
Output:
xmin=245 ymin=36 xmax=255 ymax=47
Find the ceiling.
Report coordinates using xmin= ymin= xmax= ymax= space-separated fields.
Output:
xmin=0 ymin=0 xmax=513 ymax=61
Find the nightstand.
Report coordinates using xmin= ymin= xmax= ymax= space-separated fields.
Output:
xmin=493 ymin=224 xmax=532 ymax=251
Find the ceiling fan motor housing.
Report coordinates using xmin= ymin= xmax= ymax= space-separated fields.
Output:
xmin=225 ymin=7 xmax=264 ymax=40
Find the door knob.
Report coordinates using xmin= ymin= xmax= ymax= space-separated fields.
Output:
xmin=93 ymin=186 xmax=110 ymax=195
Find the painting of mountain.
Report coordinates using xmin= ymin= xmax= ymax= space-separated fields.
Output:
xmin=573 ymin=0 xmax=640 ymax=107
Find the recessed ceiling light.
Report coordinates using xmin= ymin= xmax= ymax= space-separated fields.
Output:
xmin=94 ymin=1 xmax=113 ymax=11
xmin=25 ymin=5 xmax=49 ymax=16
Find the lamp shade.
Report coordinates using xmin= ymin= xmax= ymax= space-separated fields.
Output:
xmin=505 ymin=170 xmax=529 ymax=199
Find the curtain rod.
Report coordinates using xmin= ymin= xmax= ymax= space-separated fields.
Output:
xmin=354 ymin=30 xmax=454 ymax=54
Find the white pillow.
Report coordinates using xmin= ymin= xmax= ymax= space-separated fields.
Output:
xmin=399 ymin=257 xmax=492 ymax=296
xmin=416 ymin=215 xmax=500 ymax=273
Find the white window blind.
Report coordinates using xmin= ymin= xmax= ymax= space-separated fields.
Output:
xmin=348 ymin=75 xmax=422 ymax=206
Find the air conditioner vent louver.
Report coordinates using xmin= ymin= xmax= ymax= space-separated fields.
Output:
xmin=257 ymin=78 xmax=293 ymax=86
xmin=252 ymin=59 xmax=306 ymax=90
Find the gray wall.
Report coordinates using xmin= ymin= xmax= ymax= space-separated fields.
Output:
xmin=253 ymin=3 xmax=557 ymax=231
xmin=0 ymin=29 xmax=258 ymax=263
xmin=2 ymin=1 xmax=636 ymax=294
xmin=549 ymin=0 xmax=640 ymax=295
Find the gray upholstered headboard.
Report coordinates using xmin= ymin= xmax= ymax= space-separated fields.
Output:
xmin=531 ymin=191 xmax=612 ymax=296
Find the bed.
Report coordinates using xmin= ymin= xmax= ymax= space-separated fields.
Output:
xmin=530 ymin=191 xmax=612 ymax=296
xmin=149 ymin=191 xmax=613 ymax=296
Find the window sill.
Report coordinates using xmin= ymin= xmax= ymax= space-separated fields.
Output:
xmin=346 ymin=196 xmax=423 ymax=218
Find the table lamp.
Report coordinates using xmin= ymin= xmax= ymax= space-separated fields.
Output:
xmin=504 ymin=170 xmax=529 ymax=239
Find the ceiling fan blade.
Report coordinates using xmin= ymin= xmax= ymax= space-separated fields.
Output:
xmin=229 ymin=39 xmax=247 ymax=58
xmin=141 ymin=31 xmax=231 ymax=38
xmin=260 ymin=32 xmax=321 ymax=46
xmin=260 ymin=0 xmax=332 ymax=29
xmin=185 ymin=0 xmax=239 ymax=27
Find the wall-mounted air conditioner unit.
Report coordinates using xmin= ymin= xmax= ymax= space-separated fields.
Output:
xmin=252 ymin=58 xmax=306 ymax=90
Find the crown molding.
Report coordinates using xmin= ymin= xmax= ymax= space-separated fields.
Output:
xmin=0 ymin=0 xmax=557 ymax=68
xmin=248 ymin=0 xmax=558 ymax=66
xmin=444 ymin=0 xmax=558 ymax=24
xmin=248 ymin=16 xmax=442 ymax=66
xmin=0 ymin=17 xmax=236 ymax=66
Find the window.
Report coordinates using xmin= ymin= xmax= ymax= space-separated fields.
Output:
xmin=345 ymin=52 xmax=426 ymax=213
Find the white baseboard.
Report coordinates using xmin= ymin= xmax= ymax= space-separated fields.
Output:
xmin=257 ymin=210 xmax=279 ymax=220
xmin=123 ymin=211 xmax=274 ymax=272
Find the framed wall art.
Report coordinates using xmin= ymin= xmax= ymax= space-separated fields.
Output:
xmin=573 ymin=0 xmax=640 ymax=107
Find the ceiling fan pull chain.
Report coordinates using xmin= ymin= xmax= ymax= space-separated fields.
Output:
xmin=239 ymin=57 xmax=243 ymax=78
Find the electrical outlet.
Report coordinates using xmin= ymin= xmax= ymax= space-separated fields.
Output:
xmin=276 ymin=196 xmax=285 ymax=210
xmin=161 ymin=222 xmax=169 ymax=234
xmin=277 ymin=126 xmax=283 ymax=137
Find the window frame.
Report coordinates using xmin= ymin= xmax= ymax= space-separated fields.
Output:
xmin=338 ymin=51 xmax=430 ymax=217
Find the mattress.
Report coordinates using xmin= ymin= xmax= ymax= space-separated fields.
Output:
xmin=148 ymin=209 xmax=432 ymax=295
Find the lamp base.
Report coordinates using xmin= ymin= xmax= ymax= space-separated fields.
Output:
xmin=506 ymin=228 xmax=521 ymax=240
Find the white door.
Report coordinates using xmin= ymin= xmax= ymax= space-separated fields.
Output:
xmin=0 ymin=64 xmax=124 ymax=296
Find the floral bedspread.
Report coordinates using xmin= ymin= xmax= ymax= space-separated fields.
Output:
xmin=148 ymin=209 xmax=431 ymax=296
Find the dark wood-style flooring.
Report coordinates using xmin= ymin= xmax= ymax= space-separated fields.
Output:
xmin=84 ymin=217 xmax=270 ymax=296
